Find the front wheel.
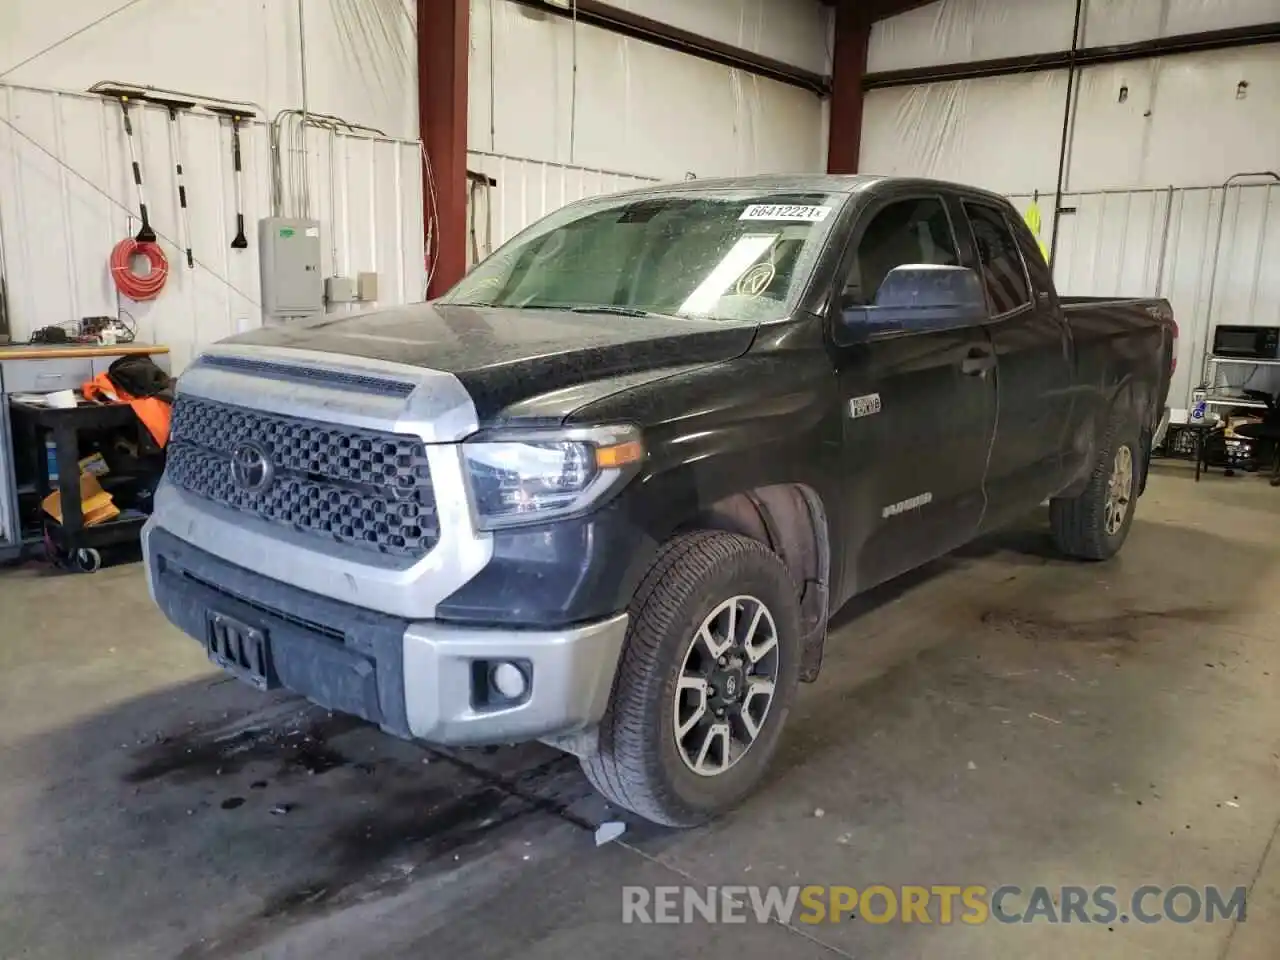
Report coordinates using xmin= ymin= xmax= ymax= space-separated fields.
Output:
xmin=581 ymin=531 xmax=802 ymax=827
xmin=1050 ymin=415 xmax=1140 ymax=560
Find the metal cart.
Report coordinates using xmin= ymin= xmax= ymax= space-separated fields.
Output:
xmin=9 ymin=398 xmax=155 ymax=572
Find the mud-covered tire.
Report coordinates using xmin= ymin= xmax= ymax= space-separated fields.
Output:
xmin=580 ymin=531 xmax=802 ymax=828
xmin=1050 ymin=413 xmax=1141 ymax=561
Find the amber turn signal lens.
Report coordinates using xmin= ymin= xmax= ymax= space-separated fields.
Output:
xmin=594 ymin=439 xmax=644 ymax=469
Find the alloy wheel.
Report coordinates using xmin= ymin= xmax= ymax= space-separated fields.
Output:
xmin=673 ymin=595 xmax=781 ymax=777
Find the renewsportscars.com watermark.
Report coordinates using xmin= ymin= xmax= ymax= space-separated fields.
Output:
xmin=622 ymin=885 xmax=1248 ymax=926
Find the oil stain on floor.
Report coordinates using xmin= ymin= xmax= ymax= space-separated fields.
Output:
xmin=116 ymin=699 xmax=597 ymax=958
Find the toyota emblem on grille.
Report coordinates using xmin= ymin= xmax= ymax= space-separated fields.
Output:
xmin=230 ymin=441 xmax=274 ymax=494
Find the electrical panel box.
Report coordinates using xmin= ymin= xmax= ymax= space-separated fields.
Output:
xmin=357 ymin=271 xmax=379 ymax=302
xmin=324 ymin=275 xmax=354 ymax=304
xmin=258 ymin=218 xmax=323 ymax=323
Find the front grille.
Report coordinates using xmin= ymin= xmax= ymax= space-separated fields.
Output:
xmin=166 ymin=395 xmax=439 ymax=558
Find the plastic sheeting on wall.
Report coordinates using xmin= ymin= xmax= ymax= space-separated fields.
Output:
xmin=860 ymin=72 xmax=1068 ymax=194
xmin=869 ymin=0 xmax=1280 ymax=74
xmin=0 ymin=0 xmax=418 ymax=140
xmin=861 ymin=46 xmax=1280 ymax=194
xmin=468 ymin=0 xmax=827 ymax=181
xmin=613 ymin=0 xmax=832 ymax=74
xmin=0 ymin=83 xmax=425 ymax=373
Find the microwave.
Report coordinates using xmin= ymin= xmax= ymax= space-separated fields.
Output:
xmin=1212 ymin=325 xmax=1280 ymax=360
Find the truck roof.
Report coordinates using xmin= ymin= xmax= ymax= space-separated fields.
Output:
xmin=602 ymin=173 xmax=1013 ymax=206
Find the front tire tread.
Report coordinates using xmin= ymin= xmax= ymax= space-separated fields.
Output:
xmin=582 ymin=531 xmax=795 ymax=827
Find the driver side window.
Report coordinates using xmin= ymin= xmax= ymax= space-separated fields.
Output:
xmin=842 ymin=197 xmax=959 ymax=306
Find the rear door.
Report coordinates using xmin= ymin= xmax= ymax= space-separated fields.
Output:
xmin=829 ymin=190 xmax=998 ymax=599
xmin=958 ymin=199 xmax=1075 ymax=531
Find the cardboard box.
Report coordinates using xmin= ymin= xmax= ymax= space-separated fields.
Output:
xmin=41 ymin=472 xmax=119 ymax=527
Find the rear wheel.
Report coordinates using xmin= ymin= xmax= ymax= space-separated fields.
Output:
xmin=581 ymin=531 xmax=801 ymax=827
xmin=1050 ymin=414 xmax=1140 ymax=560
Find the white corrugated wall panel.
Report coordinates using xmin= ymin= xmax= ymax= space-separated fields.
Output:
xmin=463 ymin=150 xmax=659 ymax=264
xmin=1008 ymin=182 xmax=1280 ymax=411
xmin=0 ymin=84 xmax=426 ymax=372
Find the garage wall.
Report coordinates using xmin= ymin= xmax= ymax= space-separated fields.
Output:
xmin=463 ymin=150 xmax=659 ymax=265
xmin=0 ymin=0 xmax=418 ymax=139
xmin=0 ymin=84 xmax=425 ymax=371
xmin=1004 ymin=184 xmax=1280 ymax=411
xmin=860 ymin=0 xmax=1280 ymax=411
xmin=861 ymin=44 xmax=1280 ymax=195
xmin=0 ymin=0 xmax=832 ymax=368
xmin=461 ymin=0 xmax=832 ymax=271
xmin=468 ymin=0 xmax=830 ymax=182
xmin=867 ymin=0 xmax=1279 ymax=72
xmin=0 ymin=0 xmax=423 ymax=370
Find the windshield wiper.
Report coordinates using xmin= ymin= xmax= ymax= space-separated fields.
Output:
xmin=449 ymin=301 xmax=667 ymax=318
xmin=567 ymin=305 xmax=654 ymax=317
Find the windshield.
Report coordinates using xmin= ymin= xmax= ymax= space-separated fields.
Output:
xmin=440 ymin=190 xmax=846 ymax=323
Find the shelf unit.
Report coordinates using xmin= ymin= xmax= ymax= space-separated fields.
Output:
xmin=1186 ymin=355 xmax=1280 ymax=481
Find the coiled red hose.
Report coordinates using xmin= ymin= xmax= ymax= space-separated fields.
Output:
xmin=110 ymin=238 xmax=168 ymax=301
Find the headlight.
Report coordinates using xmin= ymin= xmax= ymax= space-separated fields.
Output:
xmin=462 ymin=425 xmax=643 ymax=530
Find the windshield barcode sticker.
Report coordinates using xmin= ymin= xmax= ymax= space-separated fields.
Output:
xmin=740 ymin=204 xmax=832 ymax=222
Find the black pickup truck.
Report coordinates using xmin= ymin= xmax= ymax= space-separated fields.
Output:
xmin=144 ymin=174 xmax=1176 ymax=827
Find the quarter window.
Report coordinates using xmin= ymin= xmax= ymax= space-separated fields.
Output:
xmin=964 ymin=203 xmax=1032 ymax=315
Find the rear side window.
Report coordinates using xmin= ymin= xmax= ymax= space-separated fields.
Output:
xmin=1007 ymin=213 xmax=1055 ymax=296
xmin=843 ymin=197 xmax=959 ymax=305
xmin=964 ymin=203 xmax=1032 ymax=315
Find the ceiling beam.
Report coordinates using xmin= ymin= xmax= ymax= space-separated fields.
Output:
xmin=507 ymin=0 xmax=829 ymax=95
xmin=855 ymin=0 xmax=942 ymax=20
xmin=864 ymin=19 xmax=1280 ymax=88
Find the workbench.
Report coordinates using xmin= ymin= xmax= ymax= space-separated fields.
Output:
xmin=0 ymin=343 xmax=170 ymax=564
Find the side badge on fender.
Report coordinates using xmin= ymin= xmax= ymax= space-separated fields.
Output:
xmin=848 ymin=393 xmax=882 ymax=419
xmin=882 ymin=492 xmax=933 ymax=519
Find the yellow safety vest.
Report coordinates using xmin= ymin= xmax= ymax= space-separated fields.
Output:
xmin=1024 ymin=201 xmax=1049 ymax=259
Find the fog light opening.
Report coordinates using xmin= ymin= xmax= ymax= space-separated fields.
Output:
xmin=490 ymin=661 xmax=529 ymax=701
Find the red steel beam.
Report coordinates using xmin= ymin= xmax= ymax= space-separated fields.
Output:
xmin=418 ymin=0 xmax=469 ymax=298
xmin=866 ymin=0 xmax=941 ymax=17
xmin=827 ymin=1 xmax=870 ymax=174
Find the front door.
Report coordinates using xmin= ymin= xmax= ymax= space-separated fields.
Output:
xmin=830 ymin=193 xmax=998 ymax=600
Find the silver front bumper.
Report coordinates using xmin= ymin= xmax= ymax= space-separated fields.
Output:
xmin=402 ymin=614 xmax=628 ymax=744
xmin=147 ymin=344 xmax=628 ymax=747
xmin=144 ymin=517 xmax=629 ymax=748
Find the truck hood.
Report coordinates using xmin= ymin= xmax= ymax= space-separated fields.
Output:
xmin=223 ymin=302 xmax=757 ymax=423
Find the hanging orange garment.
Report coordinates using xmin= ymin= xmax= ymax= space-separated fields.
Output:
xmin=81 ymin=372 xmax=172 ymax=447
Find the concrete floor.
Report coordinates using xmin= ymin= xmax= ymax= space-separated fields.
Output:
xmin=2 ymin=461 xmax=1279 ymax=959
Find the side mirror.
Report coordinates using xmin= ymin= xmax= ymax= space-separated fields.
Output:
xmin=837 ymin=265 xmax=988 ymax=343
